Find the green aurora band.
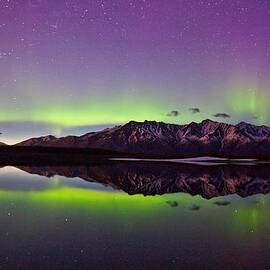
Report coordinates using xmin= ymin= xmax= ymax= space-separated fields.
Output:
xmin=0 ymin=82 xmax=269 ymax=130
xmin=0 ymin=92 xmax=208 ymax=127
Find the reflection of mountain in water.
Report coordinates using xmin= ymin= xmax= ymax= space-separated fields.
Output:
xmin=16 ymin=162 xmax=270 ymax=199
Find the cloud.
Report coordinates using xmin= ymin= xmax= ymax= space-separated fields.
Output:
xmin=167 ymin=110 xmax=179 ymax=117
xmin=213 ymin=113 xmax=231 ymax=118
xmin=189 ymin=204 xmax=200 ymax=211
xmin=166 ymin=201 xmax=178 ymax=207
xmin=214 ymin=201 xmax=231 ymax=206
xmin=189 ymin=107 xmax=200 ymax=113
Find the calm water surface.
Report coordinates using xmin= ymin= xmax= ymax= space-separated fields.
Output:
xmin=0 ymin=164 xmax=270 ymax=270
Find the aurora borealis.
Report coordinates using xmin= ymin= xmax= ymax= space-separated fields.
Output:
xmin=0 ymin=0 xmax=270 ymax=143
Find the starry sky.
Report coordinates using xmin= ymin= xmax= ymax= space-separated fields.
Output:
xmin=0 ymin=0 xmax=270 ymax=144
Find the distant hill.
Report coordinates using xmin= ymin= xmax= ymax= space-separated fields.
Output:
xmin=16 ymin=119 xmax=270 ymax=159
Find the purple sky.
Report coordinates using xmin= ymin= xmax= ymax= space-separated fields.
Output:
xmin=0 ymin=0 xmax=270 ymax=143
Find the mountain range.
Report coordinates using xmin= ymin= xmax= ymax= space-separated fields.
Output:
xmin=16 ymin=163 xmax=270 ymax=198
xmin=15 ymin=119 xmax=270 ymax=159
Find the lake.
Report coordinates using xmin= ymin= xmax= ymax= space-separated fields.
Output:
xmin=0 ymin=162 xmax=270 ymax=269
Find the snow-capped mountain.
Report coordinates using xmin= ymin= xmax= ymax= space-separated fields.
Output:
xmin=16 ymin=119 xmax=270 ymax=159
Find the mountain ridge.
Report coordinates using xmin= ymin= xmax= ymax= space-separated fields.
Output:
xmin=15 ymin=119 xmax=270 ymax=159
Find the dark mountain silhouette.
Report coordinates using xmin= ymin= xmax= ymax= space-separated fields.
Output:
xmin=16 ymin=162 xmax=270 ymax=199
xmin=15 ymin=119 xmax=270 ymax=159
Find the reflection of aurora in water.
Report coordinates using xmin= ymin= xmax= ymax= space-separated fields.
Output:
xmin=1 ymin=184 xmax=270 ymax=236
xmin=0 ymin=168 xmax=269 ymax=233
xmin=1 ymin=166 xmax=270 ymax=269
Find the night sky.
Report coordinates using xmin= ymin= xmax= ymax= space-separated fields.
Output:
xmin=0 ymin=0 xmax=270 ymax=143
